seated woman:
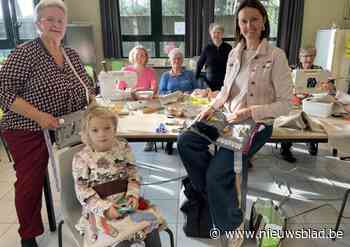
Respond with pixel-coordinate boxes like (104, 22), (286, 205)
(119, 46), (158, 151)
(159, 48), (197, 95)
(73, 105), (166, 247)
(118, 46), (158, 97)
(177, 1), (292, 245)
(159, 48), (198, 154)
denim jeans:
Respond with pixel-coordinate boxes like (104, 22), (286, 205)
(177, 125), (273, 232)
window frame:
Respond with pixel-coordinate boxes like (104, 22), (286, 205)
(119, 0), (185, 58)
(0, 0), (38, 50)
(214, 0), (279, 44)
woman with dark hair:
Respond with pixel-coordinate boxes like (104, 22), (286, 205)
(177, 0), (292, 246)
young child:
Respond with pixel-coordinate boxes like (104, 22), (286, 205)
(72, 105), (165, 247)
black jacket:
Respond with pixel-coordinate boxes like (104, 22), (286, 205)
(195, 41), (232, 91)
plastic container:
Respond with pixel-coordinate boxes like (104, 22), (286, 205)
(98, 71), (136, 100)
(302, 99), (334, 118)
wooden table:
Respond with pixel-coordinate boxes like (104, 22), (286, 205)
(116, 111), (329, 144)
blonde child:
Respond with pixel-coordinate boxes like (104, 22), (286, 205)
(72, 105), (165, 247)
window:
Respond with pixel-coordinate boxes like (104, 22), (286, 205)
(0, 1), (7, 40)
(119, 0), (151, 35)
(0, 0), (36, 52)
(15, 0), (36, 40)
(214, 0), (280, 44)
(119, 0), (185, 58)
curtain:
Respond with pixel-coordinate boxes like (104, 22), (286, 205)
(99, 0), (122, 58)
(185, 0), (215, 57)
(277, 0), (305, 65)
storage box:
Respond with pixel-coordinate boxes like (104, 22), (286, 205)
(302, 99), (334, 118)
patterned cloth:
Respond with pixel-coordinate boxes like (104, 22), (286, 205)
(0, 38), (95, 131)
(72, 137), (165, 246)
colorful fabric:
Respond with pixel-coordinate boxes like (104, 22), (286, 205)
(72, 137), (166, 246)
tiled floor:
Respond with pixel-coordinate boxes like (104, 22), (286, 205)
(1, 142), (350, 246)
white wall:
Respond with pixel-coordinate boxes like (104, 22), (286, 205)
(302, 0), (348, 46)
(65, 0), (104, 71)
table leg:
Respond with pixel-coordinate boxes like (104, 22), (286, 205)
(333, 189), (350, 241)
(43, 172), (56, 232)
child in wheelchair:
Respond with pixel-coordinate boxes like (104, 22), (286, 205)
(72, 105), (166, 247)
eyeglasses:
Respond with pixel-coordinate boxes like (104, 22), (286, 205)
(40, 17), (66, 26)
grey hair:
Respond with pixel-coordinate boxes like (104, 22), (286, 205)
(168, 48), (183, 61)
(34, 0), (67, 22)
(299, 47), (317, 56)
(209, 23), (224, 33)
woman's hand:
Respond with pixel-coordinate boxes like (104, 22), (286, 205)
(35, 112), (59, 129)
(208, 90), (219, 99)
(227, 108), (252, 123)
(105, 204), (120, 220)
(127, 196), (139, 209)
(199, 106), (215, 121)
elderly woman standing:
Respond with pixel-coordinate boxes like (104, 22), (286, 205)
(0, 1), (94, 246)
(159, 48), (197, 95)
(178, 0), (292, 246)
(195, 23), (232, 91)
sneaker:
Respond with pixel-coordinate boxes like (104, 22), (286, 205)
(21, 238), (38, 247)
(280, 146), (296, 163)
(143, 142), (154, 152)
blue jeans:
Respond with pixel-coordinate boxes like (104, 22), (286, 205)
(177, 125), (273, 232)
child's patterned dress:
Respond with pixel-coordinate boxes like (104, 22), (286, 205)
(72, 137), (166, 246)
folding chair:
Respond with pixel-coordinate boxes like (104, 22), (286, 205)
(57, 144), (175, 247)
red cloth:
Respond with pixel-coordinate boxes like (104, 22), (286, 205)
(2, 130), (48, 239)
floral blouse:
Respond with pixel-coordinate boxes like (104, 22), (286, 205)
(72, 137), (165, 245)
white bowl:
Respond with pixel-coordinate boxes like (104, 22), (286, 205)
(135, 91), (153, 98)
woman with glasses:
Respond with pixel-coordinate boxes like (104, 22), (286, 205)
(0, 1), (94, 246)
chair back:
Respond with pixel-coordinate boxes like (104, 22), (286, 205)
(58, 144), (85, 246)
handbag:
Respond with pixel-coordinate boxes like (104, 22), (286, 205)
(54, 48), (90, 149)
(188, 110), (261, 153)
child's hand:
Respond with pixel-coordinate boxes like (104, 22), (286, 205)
(105, 204), (120, 219)
(128, 196), (139, 209)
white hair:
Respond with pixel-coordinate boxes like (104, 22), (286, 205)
(34, 0), (67, 22)
(209, 23), (224, 33)
(168, 48), (183, 61)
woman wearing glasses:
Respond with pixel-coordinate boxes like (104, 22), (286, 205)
(0, 1), (94, 246)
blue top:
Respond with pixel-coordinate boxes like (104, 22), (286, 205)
(159, 69), (197, 95)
